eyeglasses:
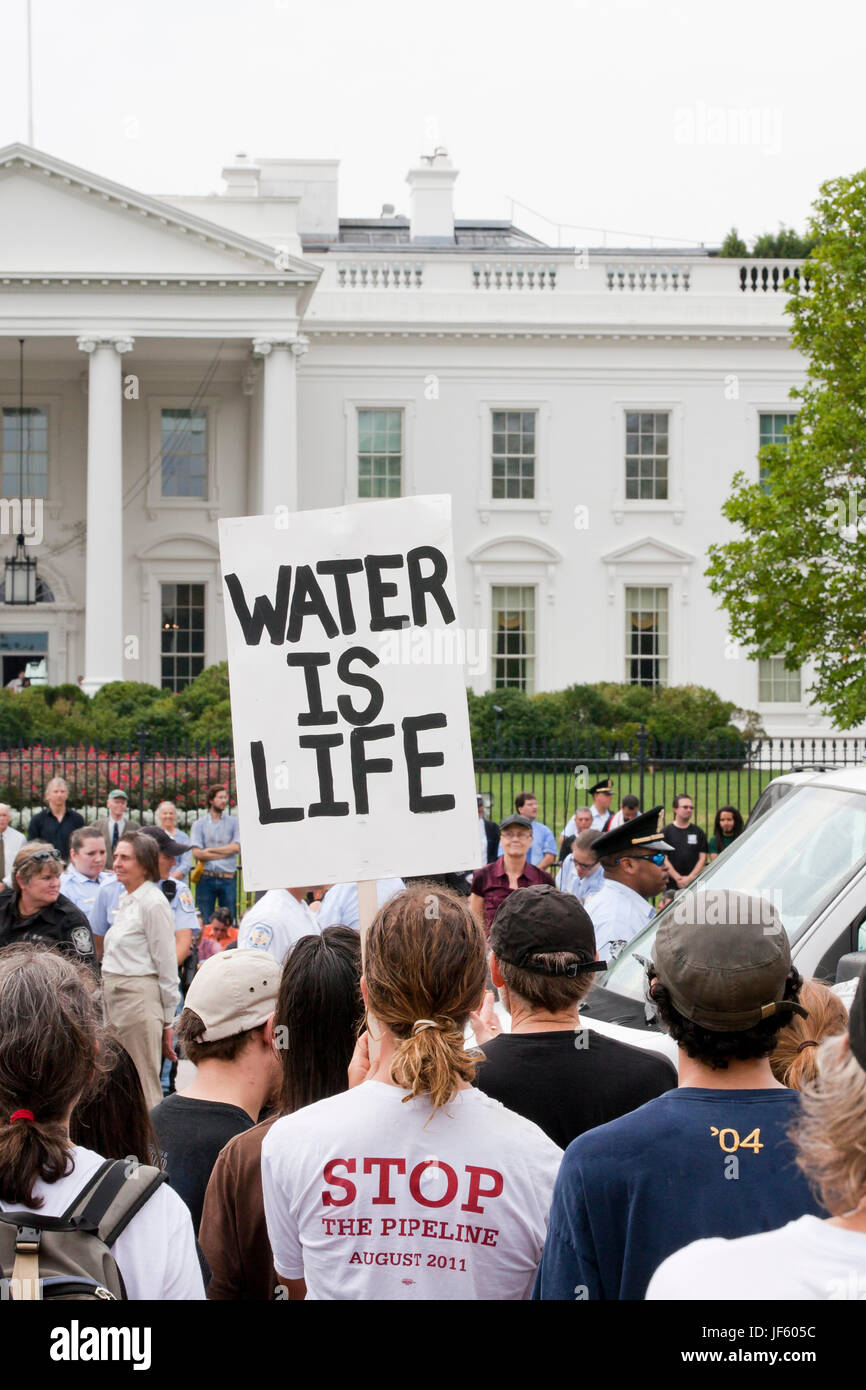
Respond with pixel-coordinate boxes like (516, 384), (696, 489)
(28, 848), (61, 864)
(616, 852), (666, 866)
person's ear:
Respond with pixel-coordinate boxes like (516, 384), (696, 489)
(360, 976), (368, 1008)
(263, 1012), (276, 1047)
(490, 953), (505, 989)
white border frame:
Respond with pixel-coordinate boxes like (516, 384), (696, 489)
(343, 399), (416, 504)
(610, 400), (685, 524)
(146, 395), (222, 520)
(476, 399), (552, 523)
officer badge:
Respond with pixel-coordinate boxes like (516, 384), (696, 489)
(71, 926), (92, 955)
(248, 924), (273, 949)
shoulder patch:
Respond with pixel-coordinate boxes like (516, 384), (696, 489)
(179, 890), (194, 911)
(247, 924), (273, 949)
(70, 926), (93, 956)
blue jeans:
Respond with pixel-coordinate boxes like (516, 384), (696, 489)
(195, 873), (237, 925)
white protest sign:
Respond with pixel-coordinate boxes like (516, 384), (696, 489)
(219, 495), (479, 890)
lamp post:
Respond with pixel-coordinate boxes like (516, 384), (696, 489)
(4, 340), (39, 605)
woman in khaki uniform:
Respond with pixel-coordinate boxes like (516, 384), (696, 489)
(102, 830), (178, 1109)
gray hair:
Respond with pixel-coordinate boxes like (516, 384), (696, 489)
(45, 777), (69, 796)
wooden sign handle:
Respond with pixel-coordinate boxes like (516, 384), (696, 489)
(357, 879), (380, 1065)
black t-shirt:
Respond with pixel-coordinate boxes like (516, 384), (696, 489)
(151, 1095), (255, 1234)
(663, 822), (708, 878)
(474, 1029), (676, 1149)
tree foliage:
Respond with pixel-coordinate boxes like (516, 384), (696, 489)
(718, 225), (818, 258)
(707, 169), (866, 728)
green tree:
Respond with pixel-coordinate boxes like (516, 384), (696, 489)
(718, 226), (748, 257)
(706, 169), (866, 728)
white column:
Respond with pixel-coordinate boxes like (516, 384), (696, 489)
(252, 335), (308, 515)
(77, 335), (133, 696)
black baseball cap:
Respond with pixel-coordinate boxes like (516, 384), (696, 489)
(652, 889), (807, 1032)
(490, 884), (606, 976)
(849, 968), (866, 1073)
(500, 813), (533, 833)
(139, 825), (188, 859)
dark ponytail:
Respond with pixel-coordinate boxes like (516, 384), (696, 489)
(0, 945), (101, 1206)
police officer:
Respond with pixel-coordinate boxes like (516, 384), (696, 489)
(91, 825), (198, 967)
(59, 826), (117, 923)
(0, 840), (97, 970)
(584, 807), (675, 965)
(587, 779), (615, 832)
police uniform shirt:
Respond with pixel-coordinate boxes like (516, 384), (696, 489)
(316, 878), (406, 932)
(91, 876), (196, 938)
(590, 806), (612, 832)
(237, 889), (320, 964)
(585, 877), (654, 965)
(0, 884), (97, 968)
(59, 867), (117, 924)
(526, 819), (557, 867)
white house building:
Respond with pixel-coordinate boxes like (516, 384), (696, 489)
(0, 141), (833, 735)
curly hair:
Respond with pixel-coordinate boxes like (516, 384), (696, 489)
(649, 966), (804, 1069)
(794, 1034), (866, 1214)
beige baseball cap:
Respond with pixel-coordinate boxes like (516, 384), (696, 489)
(184, 948), (281, 1042)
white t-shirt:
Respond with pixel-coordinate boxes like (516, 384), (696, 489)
(261, 1080), (562, 1301)
(237, 889), (320, 963)
(316, 879), (405, 932)
(646, 1214), (866, 1301)
(585, 877), (654, 963)
(0, 1145), (204, 1300)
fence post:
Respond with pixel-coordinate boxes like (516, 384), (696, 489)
(638, 723), (648, 811)
(137, 725), (148, 821)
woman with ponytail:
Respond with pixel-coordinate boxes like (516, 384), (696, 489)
(770, 978), (848, 1090)
(0, 944), (203, 1299)
(261, 884), (563, 1301)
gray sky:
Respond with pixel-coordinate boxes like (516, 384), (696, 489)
(1, 0), (864, 248)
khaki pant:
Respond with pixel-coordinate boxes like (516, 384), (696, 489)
(102, 973), (164, 1111)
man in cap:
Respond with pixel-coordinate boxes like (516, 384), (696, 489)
(59, 825), (117, 923)
(91, 788), (130, 869)
(648, 966), (866, 1299)
(151, 948), (283, 1234)
(473, 885), (675, 1147)
(588, 779), (614, 832)
(469, 813), (553, 938)
(535, 890), (823, 1301)
(584, 806), (674, 964)
(514, 791), (556, 870)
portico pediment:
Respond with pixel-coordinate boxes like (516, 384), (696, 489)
(0, 145), (319, 284)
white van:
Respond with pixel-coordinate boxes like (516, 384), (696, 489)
(584, 766), (866, 1033)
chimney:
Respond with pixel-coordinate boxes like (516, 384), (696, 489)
(220, 152), (261, 198)
(406, 148), (457, 243)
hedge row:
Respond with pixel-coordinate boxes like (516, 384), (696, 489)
(0, 667), (752, 753)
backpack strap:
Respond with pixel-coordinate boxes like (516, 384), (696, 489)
(64, 1158), (167, 1248)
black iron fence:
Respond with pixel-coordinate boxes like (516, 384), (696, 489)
(0, 726), (863, 844)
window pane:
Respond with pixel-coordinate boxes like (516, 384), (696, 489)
(624, 410), (669, 502)
(358, 409), (402, 499)
(625, 586), (669, 688)
(492, 584), (535, 694)
(160, 582), (205, 691)
(1, 408), (49, 498)
(161, 409), (208, 499)
(491, 409), (537, 501)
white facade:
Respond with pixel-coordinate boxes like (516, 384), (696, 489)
(0, 142), (835, 736)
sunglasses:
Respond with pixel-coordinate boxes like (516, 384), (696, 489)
(29, 848), (61, 864)
(616, 851), (666, 866)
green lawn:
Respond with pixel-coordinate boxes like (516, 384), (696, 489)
(476, 768), (786, 840)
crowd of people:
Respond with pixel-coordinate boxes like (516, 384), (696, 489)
(1, 773), (863, 1305)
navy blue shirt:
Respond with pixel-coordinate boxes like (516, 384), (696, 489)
(533, 1087), (824, 1301)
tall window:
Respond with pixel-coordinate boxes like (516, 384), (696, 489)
(626, 587), (669, 686)
(492, 585), (535, 692)
(758, 412), (796, 490)
(625, 411), (669, 500)
(1, 408), (48, 497)
(759, 657), (801, 702)
(161, 409), (207, 499)
(161, 583), (205, 691)
(492, 410), (536, 499)
(358, 409), (402, 498)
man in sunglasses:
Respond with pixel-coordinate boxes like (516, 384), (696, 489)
(583, 807), (674, 964)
